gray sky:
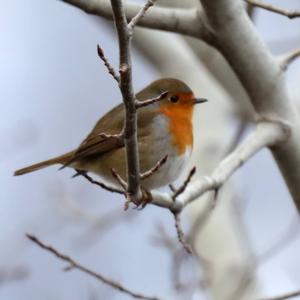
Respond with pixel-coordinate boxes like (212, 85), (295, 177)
(1, 1), (300, 299)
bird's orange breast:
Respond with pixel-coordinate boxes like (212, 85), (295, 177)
(159, 93), (194, 154)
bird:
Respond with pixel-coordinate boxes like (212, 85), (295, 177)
(14, 78), (207, 190)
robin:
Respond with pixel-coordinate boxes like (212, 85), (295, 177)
(14, 78), (207, 190)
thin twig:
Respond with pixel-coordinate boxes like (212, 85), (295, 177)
(172, 167), (196, 200)
(111, 168), (127, 190)
(97, 45), (120, 82)
(26, 234), (162, 300)
(172, 212), (193, 254)
(168, 184), (176, 193)
(97, 132), (122, 140)
(140, 155), (168, 180)
(279, 48), (300, 71)
(74, 170), (124, 194)
(128, 0), (156, 31)
(135, 91), (168, 109)
(245, 0), (300, 19)
(260, 290), (300, 300)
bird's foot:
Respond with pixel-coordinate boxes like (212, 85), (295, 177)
(123, 186), (152, 211)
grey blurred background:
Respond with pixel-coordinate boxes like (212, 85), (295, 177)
(1, 0), (300, 299)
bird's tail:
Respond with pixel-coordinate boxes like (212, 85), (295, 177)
(14, 151), (74, 176)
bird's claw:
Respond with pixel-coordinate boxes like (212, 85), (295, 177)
(123, 186), (152, 211)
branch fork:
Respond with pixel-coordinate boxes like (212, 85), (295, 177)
(111, 155), (168, 210)
(168, 167), (197, 253)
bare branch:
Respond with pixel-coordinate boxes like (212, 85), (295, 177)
(278, 48), (300, 71)
(135, 91), (168, 109)
(128, 0), (156, 31)
(97, 44), (119, 82)
(74, 170), (124, 194)
(110, 0), (141, 203)
(140, 155), (168, 180)
(27, 234), (162, 300)
(172, 167), (196, 200)
(260, 290), (300, 300)
(60, 0), (207, 38)
(111, 168), (127, 190)
(245, 0), (300, 19)
(168, 184), (176, 193)
(173, 212), (193, 254)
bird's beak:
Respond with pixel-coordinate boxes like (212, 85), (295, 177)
(194, 98), (208, 105)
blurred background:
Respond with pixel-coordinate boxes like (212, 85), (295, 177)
(1, 0), (300, 299)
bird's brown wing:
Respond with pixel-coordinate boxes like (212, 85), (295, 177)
(64, 102), (158, 167)
(63, 103), (125, 166)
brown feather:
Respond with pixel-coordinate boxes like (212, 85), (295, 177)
(14, 78), (193, 178)
(14, 151), (74, 176)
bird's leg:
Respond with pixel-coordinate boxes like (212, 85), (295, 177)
(123, 186), (152, 210)
(124, 155), (168, 210)
(75, 169), (124, 194)
(131, 186), (152, 210)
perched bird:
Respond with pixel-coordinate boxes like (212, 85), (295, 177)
(14, 78), (207, 189)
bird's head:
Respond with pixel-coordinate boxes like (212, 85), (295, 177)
(137, 78), (207, 118)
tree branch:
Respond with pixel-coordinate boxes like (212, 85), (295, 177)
(172, 167), (196, 200)
(172, 212), (193, 254)
(135, 91), (168, 109)
(74, 169), (124, 194)
(60, 0), (207, 38)
(97, 44), (120, 82)
(199, 0), (300, 213)
(278, 47), (300, 71)
(110, 0), (148, 204)
(26, 234), (162, 300)
(140, 155), (168, 180)
(245, 0), (300, 19)
(128, 0), (156, 31)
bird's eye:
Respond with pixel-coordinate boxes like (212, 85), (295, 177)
(170, 95), (179, 103)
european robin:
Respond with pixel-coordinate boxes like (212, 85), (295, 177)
(14, 78), (207, 189)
